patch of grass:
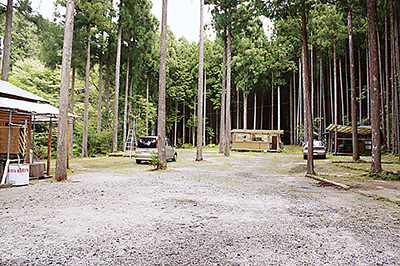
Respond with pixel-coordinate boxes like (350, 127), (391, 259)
(367, 171), (400, 181)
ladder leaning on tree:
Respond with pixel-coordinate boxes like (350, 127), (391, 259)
(123, 119), (136, 158)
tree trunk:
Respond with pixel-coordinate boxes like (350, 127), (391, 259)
(340, 58), (345, 124)
(183, 104), (186, 145)
(260, 91), (264, 130)
(253, 92), (257, 130)
(368, 0), (381, 173)
(243, 90), (248, 129)
(203, 68), (207, 146)
(193, 95), (196, 146)
(55, 0), (75, 181)
(105, 63), (111, 119)
(348, 7), (359, 161)
(174, 100), (178, 147)
(319, 58), (324, 134)
(293, 71), (297, 144)
(97, 51), (104, 134)
(385, 0), (391, 151)
(278, 85), (281, 130)
(345, 47), (350, 123)
(271, 72), (274, 129)
(311, 33), (314, 118)
(224, 28), (232, 157)
(358, 47), (362, 123)
(391, 0), (396, 153)
(236, 89), (240, 129)
(123, 46), (131, 149)
(377, 25), (386, 149)
(290, 77), (293, 144)
(329, 57), (333, 126)
(157, 0), (168, 168)
(82, 24), (91, 158)
(219, 38), (226, 154)
(196, 0), (204, 161)
(146, 76), (150, 135)
(334, 43), (338, 126)
(367, 45), (371, 121)
(322, 59), (326, 132)
(392, 0), (400, 156)
(69, 67), (75, 159)
(112, 24), (122, 153)
(1, 0), (13, 81)
(297, 60), (301, 143)
(128, 74), (133, 136)
(302, 4), (314, 174)
(333, 44), (338, 154)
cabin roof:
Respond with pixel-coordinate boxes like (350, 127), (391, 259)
(326, 124), (372, 135)
(0, 80), (49, 103)
(230, 129), (284, 135)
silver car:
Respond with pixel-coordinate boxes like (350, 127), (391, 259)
(303, 140), (327, 159)
(135, 136), (177, 164)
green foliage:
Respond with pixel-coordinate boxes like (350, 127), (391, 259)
(39, 19), (64, 69)
(0, 12), (40, 63)
(131, 94), (157, 137)
(9, 59), (62, 105)
(313, 117), (324, 132)
(358, 117), (370, 126)
(311, 4), (348, 55)
(181, 143), (194, 149)
(295, 124), (305, 144)
(86, 129), (113, 156)
(148, 151), (167, 170)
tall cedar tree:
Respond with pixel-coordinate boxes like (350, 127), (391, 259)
(113, 23), (122, 152)
(1, 0), (13, 81)
(55, 0), (75, 181)
(257, 0), (314, 174)
(368, 0), (381, 173)
(157, 0), (168, 168)
(347, 4), (359, 161)
(196, 0), (204, 161)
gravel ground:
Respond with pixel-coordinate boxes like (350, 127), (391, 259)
(1, 150), (400, 265)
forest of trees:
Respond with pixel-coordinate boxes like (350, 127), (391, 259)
(1, 0), (399, 175)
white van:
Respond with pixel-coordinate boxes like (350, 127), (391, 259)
(135, 136), (177, 164)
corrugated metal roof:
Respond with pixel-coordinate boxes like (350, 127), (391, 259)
(0, 80), (49, 103)
(326, 124), (372, 135)
(0, 97), (59, 115)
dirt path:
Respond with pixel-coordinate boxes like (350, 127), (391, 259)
(1, 150), (399, 265)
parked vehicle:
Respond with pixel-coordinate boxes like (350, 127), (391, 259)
(135, 136), (177, 164)
(303, 140), (327, 159)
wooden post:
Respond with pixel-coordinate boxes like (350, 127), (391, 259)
(26, 118), (32, 163)
(335, 125), (338, 155)
(47, 120), (52, 176)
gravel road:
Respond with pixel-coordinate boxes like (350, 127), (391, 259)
(1, 150), (400, 265)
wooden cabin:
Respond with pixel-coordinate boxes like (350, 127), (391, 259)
(231, 129), (284, 152)
(0, 81), (63, 183)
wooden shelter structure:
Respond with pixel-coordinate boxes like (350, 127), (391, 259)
(0, 81), (70, 183)
(326, 124), (373, 155)
(231, 129), (284, 152)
